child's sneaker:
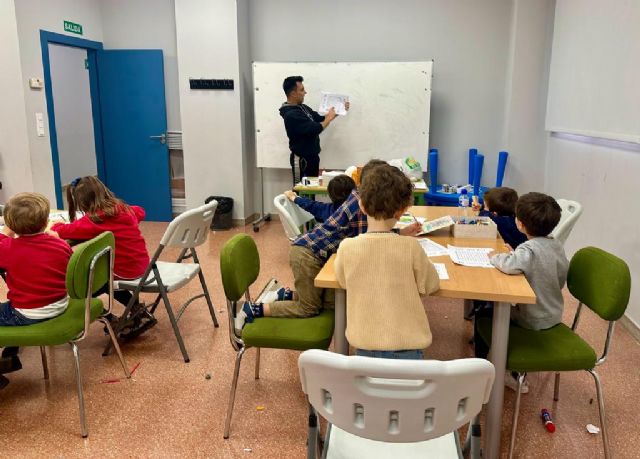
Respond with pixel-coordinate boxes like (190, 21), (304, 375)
(504, 371), (529, 394)
(234, 301), (256, 334)
(260, 287), (294, 304)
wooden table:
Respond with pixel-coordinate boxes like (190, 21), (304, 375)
(294, 182), (429, 205)
(314, 206), (536, 459)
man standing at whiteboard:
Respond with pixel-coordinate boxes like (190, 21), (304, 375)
(280, 76), (349, 184)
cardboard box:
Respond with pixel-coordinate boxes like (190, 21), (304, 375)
(451, 216), (498, 239)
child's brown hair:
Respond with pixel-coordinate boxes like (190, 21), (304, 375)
(516, 192), (562, 237)
(66, 176), (130, 223)
(4, 192), (50, 235)
(360, 164), (413, 220)
(483, 187), (519, 216)
(327, 175), (356, 206)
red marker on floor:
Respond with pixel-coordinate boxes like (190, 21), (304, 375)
(541, 409), (556, 433)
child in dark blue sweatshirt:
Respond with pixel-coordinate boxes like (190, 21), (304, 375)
(285, 174), (356, 222)
(473, 187), (527, 249)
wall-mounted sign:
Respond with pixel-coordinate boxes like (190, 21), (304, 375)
(64, 20), (83, 35)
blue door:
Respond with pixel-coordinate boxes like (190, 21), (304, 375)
(97, 50), (172, 221)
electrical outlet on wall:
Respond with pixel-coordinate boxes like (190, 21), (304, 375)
(35, 113), (45, 137)
(29, 78), (44, 89)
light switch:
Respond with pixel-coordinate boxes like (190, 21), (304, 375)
(36, 112), (45, 137)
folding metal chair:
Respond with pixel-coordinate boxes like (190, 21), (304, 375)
(106, 201), (220, 362)
(273, 194), (316, 241)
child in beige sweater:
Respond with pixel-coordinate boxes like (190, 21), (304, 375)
(335, 164), (440, 359)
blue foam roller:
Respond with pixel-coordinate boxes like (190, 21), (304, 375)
(468, 148), (478, 184)
(496, 151), (508, 187)
(429, 149), (438, 193)
(473, 154), (484, 197)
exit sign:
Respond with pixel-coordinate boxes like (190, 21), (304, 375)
(64, 20), (83, 35)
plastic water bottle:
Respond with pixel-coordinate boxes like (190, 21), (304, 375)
(458, 188), (470, 217)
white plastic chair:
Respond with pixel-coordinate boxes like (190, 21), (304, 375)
(108, 201), (220, 362)
(299, 350), (495, 459)
(273, 194), (316, 240)
(550, 199), (582, 244)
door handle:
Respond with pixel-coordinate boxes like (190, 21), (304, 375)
(149, 133), (166, 144)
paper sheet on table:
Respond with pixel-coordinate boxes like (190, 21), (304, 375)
(49, 211), (71, 223)
(420, 216), (455, 235)
(319, 93), (349, 116)
(413, 179), (427, 190)
(418, 238), (449, 257)
(448, 245), (494, 268)
(432, 262), (449, 280)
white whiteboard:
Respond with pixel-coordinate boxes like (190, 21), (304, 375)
(253, 61), (433, 169)
(545, 0), (640, 143)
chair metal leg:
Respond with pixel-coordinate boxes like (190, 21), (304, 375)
(508, 373), (526, 459)
(588, 369), (610, 459)
(40, 346), (49, 380)
(159, 287), (190, 363)
(224, 347), (246, 439)
(100, 318), (131, 378)
(308, 403), (318, 459)
(70, 342), (88, 438)
(255, 348), (261, 380)
(464, 415), (481, 459)
(554, 372), (561, 401)
(197, 264), (219, 328)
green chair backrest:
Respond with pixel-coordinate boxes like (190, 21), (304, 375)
(220, 234), (260, 302)
(66, 232), (115, 300)
(567, 247), (631, 321)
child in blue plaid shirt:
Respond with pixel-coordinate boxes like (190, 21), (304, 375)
(235, 160), (421, 330)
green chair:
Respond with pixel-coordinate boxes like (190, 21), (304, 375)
(477, 247), (631, 459)
(220, 234), (334, 438)
(0, 232), (130, 438)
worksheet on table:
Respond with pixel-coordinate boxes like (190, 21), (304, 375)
(447, 245), (494, 268)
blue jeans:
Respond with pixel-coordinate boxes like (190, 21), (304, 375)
(355, 349), (424, 360)
(0, 301), (48, 326)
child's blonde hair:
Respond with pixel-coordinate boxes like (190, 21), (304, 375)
(67, 176), (130, 223)
(4, 192), (50, 235)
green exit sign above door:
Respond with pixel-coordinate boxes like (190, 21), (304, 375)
(63, 20), (83, 35)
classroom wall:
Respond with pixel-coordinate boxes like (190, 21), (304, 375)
(501, 0), (555, 193)
(48, 44), (98, 185)
(245, 0), (552, 214)
(99, 0), (182, 132)
(545, 137), (640, 326)
(13, 0), (104, 204)
(237, 0), (256, 219)
(0, 0), (34, 201)
(174, 0), (248, 218)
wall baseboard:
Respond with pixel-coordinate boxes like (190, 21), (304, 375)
(620, 314), (640, 344)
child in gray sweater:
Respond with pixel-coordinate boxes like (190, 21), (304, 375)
(490, 192), (569, 330)
(475, 192), (569, 393)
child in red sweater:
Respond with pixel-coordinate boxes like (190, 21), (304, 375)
(0, 193), (72, 388)
(50, 177), (153, 335)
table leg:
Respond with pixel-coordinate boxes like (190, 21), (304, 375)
(485, 301), (511, 459)
(334, 289), (348, 355)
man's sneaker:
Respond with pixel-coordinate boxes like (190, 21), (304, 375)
(234, 301), (256, 334)
(504, 372), (529, 394)
(260, 287), (294, 304)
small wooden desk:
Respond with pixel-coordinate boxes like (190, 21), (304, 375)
(314, 206), (536, 459)
(294, 182), (428, 205)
